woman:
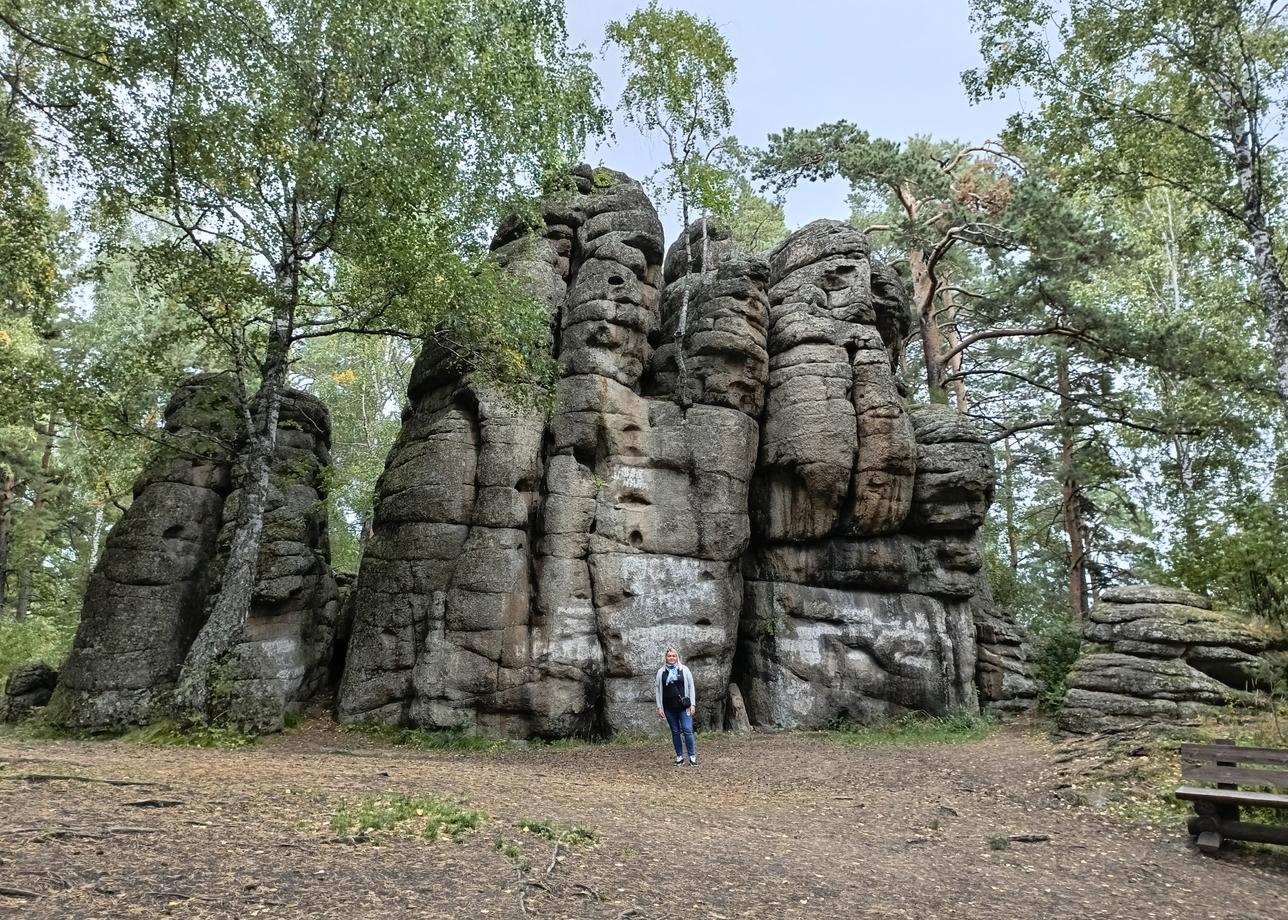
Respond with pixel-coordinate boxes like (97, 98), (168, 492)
(655, 647), (697, 766)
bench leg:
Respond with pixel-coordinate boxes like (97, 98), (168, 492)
(1190, 803), (1225, 854)
(1195, 830), (1222, 853)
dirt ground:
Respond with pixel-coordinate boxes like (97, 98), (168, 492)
(1, 718), (1285, 920)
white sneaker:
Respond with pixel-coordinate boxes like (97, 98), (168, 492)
(673, 756), (684, 766)
(688, 756), (698, 767)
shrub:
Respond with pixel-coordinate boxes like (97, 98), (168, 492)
(1031, 614), (1083, 711)
(348, 723), (508, 753)
(0, 615), (76, 684)
(120, 720), (257, 749)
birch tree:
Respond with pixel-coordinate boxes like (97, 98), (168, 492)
(2, 0), (603, 720)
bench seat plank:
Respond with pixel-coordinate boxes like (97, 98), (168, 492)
(1175, 785), (1288, 809)
(1180, 744), (1288, 767)
(1180, 764), (1288, 788)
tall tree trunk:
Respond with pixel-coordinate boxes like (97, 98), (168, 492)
(910, 248), (948, 403)
(942, 288), (969, 412)
(0, 468), (15, 614)
(1057, 349), (1089, 620)
(1003, 438), (1019, 576)
(674, 178), (693, 394)
(82, 503), (105, 593)
(175, 203), (300, 720)
(13, 417), (56, 622)
(1227, 95), (1288, 417)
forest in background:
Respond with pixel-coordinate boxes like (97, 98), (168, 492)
(0, 0), (1285, 714)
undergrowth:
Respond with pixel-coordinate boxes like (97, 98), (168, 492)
(330, 794), (486, 842)
(1061, 707), (1288, 839)
(119, 720), (258, 749)
(516, 817), (597, 845)
(347, 723), (656, 753)
(0, 615), (75, 684)
(347, 724), (511, 753)
(818, 709), (998, 747)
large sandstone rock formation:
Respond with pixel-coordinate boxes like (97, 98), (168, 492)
(1058, 585), (1287, 734)
(48, 375), (338, 733)
(338, 168), (1032, 736)
(50, 168), (1031, 738)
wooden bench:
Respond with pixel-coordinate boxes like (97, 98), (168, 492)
(1176, 741), (1288, 853)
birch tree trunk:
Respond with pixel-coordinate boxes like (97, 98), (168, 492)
(174, 327), (290, 719)
(1227, 96), (1288, 417)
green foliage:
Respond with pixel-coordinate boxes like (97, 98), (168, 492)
(119, 720), (257, 749)
(494, 837), (530, 871)
(1169, 470), (1288, 627)
(987, 834), (1012, 851)
(330, 793), (486, 842)
(605, 1), (737, 218)
(726, 174), (789, 255)
(819, 709), (998, 747)
(515, 817), (597, 846)
(293, 334), (411, 572)
(965, 0), (1288, 216)
(1032, 615), (1084, 711)
(966, 0), (1288, 413)
(0, 614), (75, 683)
(9, 0), (605, 425)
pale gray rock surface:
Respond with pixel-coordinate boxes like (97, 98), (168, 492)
(974, 602), (1039, 714)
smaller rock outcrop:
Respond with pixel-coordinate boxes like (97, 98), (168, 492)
(973, 603), (1039, 714)
(0, 661), (58, 722)
(49, 374), (339, 733)
(1058, 585), (1287, 734)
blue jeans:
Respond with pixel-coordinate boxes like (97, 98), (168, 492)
(664, 707), (695, 758)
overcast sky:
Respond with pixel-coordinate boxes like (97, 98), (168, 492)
(565, 0), (1023, 238)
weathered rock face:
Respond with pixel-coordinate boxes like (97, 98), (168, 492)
(206, 394), (339, 732)
(974, 601), (1039, 714)
(1058, 585), (1287, 734)
(734, 220), (996, 726)
(340, 168), (759, 736)
(48, 376), (338, 733)
(0, 661), (58, 722)
(340, 174), (1028, 737)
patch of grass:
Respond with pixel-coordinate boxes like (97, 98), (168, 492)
(494, 837), (530, 871)
(331, 794), (486, 843)
(819, 709), (998, 747)
(987, 835), (1011, 851)
(516, 817), (597, 846)
(120, 720), (258, 749)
